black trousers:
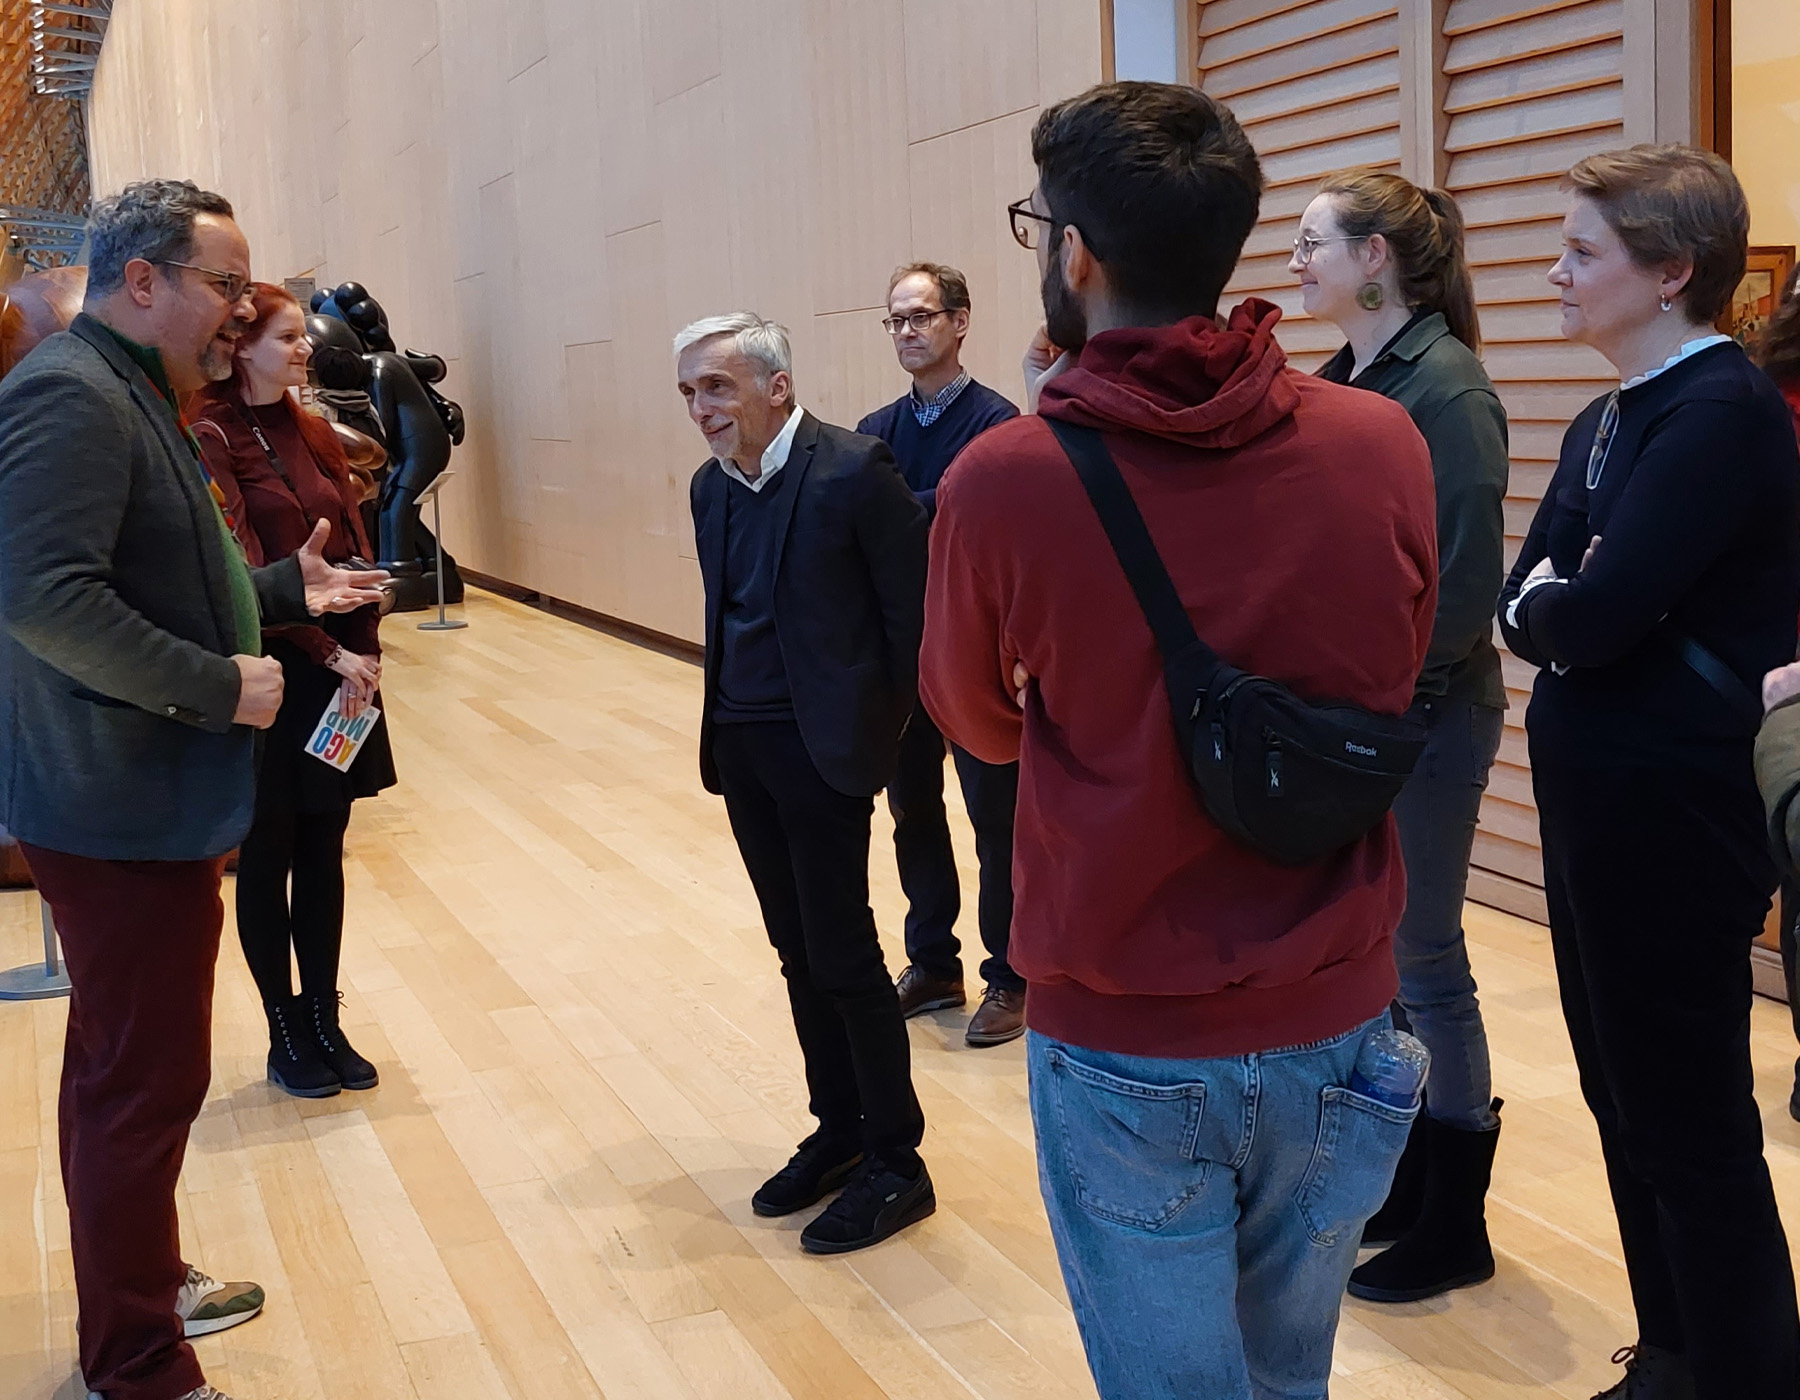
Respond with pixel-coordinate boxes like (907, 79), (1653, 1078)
(1534, 756), (1798, 1398)
(713, 720), (925, 1171)
(885, 702), (1022, 990)
(235, 802), (353, 1006)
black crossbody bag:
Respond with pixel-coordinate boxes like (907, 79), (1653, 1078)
(1047, 419), (1427, 867)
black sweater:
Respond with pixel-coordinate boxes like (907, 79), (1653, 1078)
(1498, 341), (1800, 770)
(856, 379), (1017, 520)
(715, 468), (799, 723)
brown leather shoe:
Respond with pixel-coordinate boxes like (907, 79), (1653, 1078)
(896, 965), (965, 1018)
(965, 985), (1025, 1047)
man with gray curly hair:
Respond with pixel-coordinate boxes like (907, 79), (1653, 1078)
(674, 311), (936, 1254)
(0, 179), (387, 1400)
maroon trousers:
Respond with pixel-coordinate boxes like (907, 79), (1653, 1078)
(24, 844), (226, 1400)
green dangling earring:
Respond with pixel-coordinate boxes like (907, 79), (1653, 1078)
(1357, 281), (1385, 311)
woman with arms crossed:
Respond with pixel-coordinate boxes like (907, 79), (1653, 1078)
(1498, 148), (1800, 1400)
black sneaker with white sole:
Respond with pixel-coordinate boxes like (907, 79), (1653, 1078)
(800, 1160), (935, 1254)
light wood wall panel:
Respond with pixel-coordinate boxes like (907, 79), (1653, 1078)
(1196, 0), (1699, 919)
(87, 0), (1105, 645)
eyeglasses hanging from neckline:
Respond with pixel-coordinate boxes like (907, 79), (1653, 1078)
(1586, 390), (1621, 491)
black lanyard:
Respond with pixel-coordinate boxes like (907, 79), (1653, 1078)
(233, 400), (296, 489)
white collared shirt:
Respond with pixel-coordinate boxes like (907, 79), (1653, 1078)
(1622, 334), (1733, 389)
(719, 405), (804, 493)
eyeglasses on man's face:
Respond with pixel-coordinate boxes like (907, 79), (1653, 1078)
(1289, 234), (1365, 266)
(1008, 198), (1053, 251)
(881, 308), (954, 336)
(155, 259), (252, 306)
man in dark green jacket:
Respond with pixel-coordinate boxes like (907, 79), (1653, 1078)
(0, 180), (385, 1400)
(1757, 661), (1800, 1123)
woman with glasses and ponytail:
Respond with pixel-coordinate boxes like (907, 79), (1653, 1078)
(1289, 170), (1509, 1306)
(1500, 148), (1800, 1400)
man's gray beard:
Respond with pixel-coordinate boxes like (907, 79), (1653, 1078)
(199, 342), (235, 382)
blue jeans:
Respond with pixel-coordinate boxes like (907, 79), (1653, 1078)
(1028, 1020), (1417, 1400)
(1391, 698), (1505, 1131)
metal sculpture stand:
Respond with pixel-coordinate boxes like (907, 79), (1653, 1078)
(417, 472), (467, 632)
(0, 899), (72, 1000)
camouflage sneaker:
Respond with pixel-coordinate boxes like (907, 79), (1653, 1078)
(177, 1265), (265, 1338)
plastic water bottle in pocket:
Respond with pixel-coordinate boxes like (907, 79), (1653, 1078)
(1349, 1027), (1431, 1109)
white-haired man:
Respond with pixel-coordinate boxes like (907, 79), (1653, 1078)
(674, 312), (935, 1253)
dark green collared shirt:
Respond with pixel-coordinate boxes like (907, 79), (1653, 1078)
(1319, 310), (1508, 709)
(90, 320), (263, 656)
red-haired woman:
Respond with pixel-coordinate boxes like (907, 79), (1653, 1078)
(191, 283), (396, 1099)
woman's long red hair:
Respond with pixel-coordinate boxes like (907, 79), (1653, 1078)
(188, 281), (372, 554)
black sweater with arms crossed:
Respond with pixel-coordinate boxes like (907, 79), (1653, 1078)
(1498, 341), (1800, 772)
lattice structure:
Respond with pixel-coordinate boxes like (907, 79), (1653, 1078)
(0, 0), (94, 216)
(29, 0), (108, 97)
(0, 205), (83, 268)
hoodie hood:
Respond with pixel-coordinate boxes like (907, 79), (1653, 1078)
(1038, 298), (1301, 450)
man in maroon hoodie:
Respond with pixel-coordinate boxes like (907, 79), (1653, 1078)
(921, 84), (1438, 1399)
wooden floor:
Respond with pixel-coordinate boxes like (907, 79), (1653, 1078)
(8, 588), (1800, 1399)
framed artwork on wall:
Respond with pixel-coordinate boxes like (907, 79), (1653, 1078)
(1718, 246), (1796, 345)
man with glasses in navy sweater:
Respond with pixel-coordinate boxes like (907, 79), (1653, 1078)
(857, 263), (1024, 1047)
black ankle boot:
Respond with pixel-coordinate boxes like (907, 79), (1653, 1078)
(266, 998), (341, 1099)
(305, 990), (378, 1090)
(1353, 1101), (1425, 1245)
(1347, 1100), (1501, 1303)
(1360, 1109), (1429, 1247)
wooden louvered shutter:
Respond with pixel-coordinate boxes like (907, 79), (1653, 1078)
(1201, 0), (1406, 367)
(1441, 0), (1629, 920)
(1195, 0), (1671, 922)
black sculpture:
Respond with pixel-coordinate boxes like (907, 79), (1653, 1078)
(309, 282), (466, 610)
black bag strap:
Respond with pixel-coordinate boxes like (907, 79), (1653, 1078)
(1045, 418), (1211, 669)
(1675, 633), (1762, 725)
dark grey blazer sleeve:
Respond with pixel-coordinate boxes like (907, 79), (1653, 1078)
(0, 368), (243, 730)
(251, 556), (309, 625)
(852, 439), (929, 723)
